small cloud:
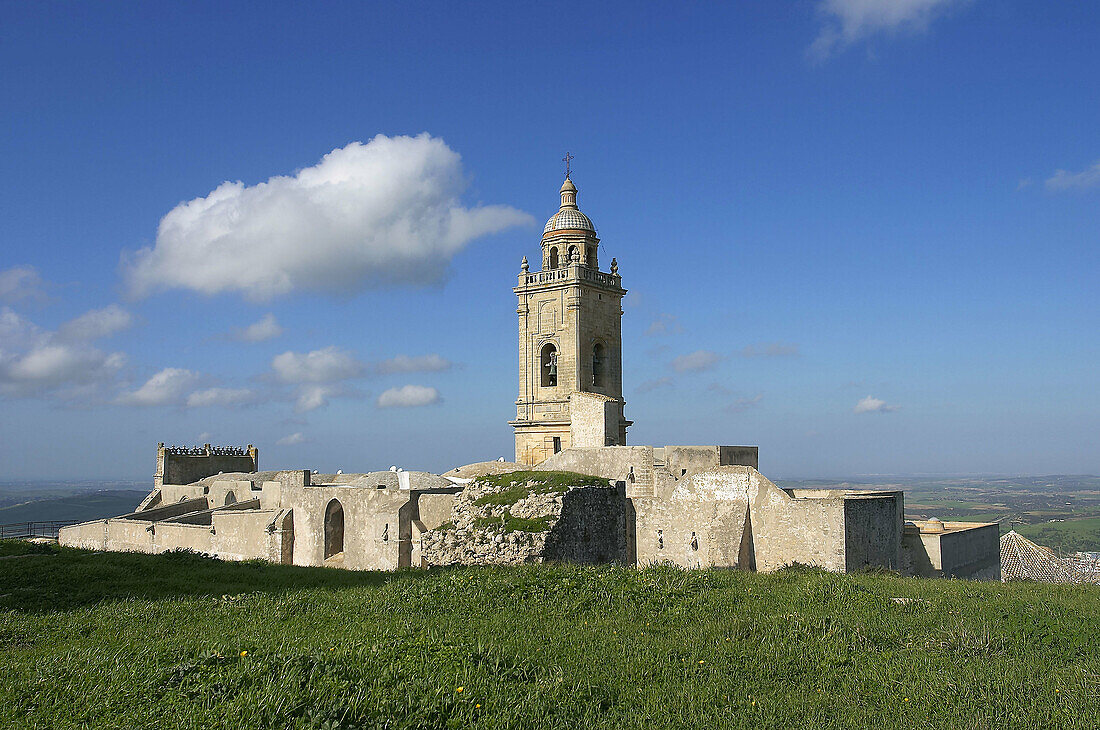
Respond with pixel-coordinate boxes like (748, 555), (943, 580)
(671, 350), (722, 373)
(231, 313), (283, 343)
(277, 432), (309, 446)
(853, 395), (900, 414)
(377, 384), (441, 408)
(197, 431), (213, 441)
(623, 291), (643, 308)
(809, 0), (965, 60)
(376, 353), (453, 374)
(1045, 159), (1100, 191)
(0, 266), (47, 304)
(117, 368), (198, 407)
(738, 342), (799, 358)
(1016, 178), (1034, 191)
(645, 313), (683, 337)
(58, 304), (133, 341)
(726, 394), (763, 414)
(271, 346), (364, 383)
(636, 376), (673, 393)
(186, 387), (257, 408)
(707, 382), (732, 396)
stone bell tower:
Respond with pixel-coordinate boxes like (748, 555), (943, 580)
(510, 173), (631, 465)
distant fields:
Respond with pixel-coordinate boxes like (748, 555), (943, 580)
(1018, 517), (1100, 554)
(0, 490), (146, 524)
(2, 541), (1099, 729)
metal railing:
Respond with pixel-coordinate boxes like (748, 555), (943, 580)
(0, 520), (79, 539)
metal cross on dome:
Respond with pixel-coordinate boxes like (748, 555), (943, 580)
(562, 152), (574, 179)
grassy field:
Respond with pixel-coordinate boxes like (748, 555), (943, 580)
(2, 541), (1099, 729)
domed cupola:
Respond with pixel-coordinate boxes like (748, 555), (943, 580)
(543, 177), (596, 234)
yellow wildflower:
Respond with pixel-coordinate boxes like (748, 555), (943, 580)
(239, 650), (248, 657)
(455, 687), (464, 693)
(698, 660), (705, 664)
(475, 704), (481, 709)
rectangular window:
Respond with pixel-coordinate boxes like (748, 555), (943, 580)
(553, 437), (562, 454)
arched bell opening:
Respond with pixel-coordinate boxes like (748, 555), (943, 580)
(591, 342), (605, 388)
(540, 343), (558, 387)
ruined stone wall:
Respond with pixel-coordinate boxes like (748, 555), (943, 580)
(422, 476), (626, 567)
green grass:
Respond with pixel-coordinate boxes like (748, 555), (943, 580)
(473, 471), (609, 507)
(2, 539), (1099, 729)
(1018, 517), (1100, 553)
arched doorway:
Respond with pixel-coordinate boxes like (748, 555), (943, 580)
(224, 491), (237, 506)
(324, 499), (344, 559)
(548, 247), (559, 269)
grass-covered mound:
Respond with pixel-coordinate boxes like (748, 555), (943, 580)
(2, 539), (1099, 729)
(472, 470), (611, 507)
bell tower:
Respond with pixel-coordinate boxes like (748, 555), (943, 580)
(511, 172), (631, 465)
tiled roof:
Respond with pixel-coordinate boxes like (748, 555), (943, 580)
(1000, 530), (1079, 583)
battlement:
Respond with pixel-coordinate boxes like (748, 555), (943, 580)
(161, 444), (251, 457)
(155, 442), (258, 487)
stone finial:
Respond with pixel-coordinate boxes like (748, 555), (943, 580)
(610, 257), (618, 275)
(521, 255), (529, 273)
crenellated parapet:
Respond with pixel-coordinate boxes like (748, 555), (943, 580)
(155, 442), (258, 487)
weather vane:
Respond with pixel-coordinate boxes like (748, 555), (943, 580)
(562, 151), (574, 179)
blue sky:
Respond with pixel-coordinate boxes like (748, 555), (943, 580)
(1, 1), (1097, 480)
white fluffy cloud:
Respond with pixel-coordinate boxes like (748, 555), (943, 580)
(0, 307), (126, 400)
(117, 368), (198, 407)
(231, 313), (283, 343)
(0, 266), (46, 303)
(377, 384), (441, 408)
(376, 353), (452, 374)
(58, 304), (133, 341)
(186, 387), (257, 408)
(854, 395), (901, 414)
(271, 346), (364, 383)
(1045, 159), (1100, 191)
(671, 350), (722, 373)
(810, 0), (964, 59)
(123, 134), (533, 301)
(277, 432), (308, 446)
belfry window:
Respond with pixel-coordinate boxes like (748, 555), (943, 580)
(568, 245), (579, 263)
(591, 343), (604, 387)
(548, 247), (559, 269)
(587, 246), (597, 268)
(540, 343), (558, 387)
